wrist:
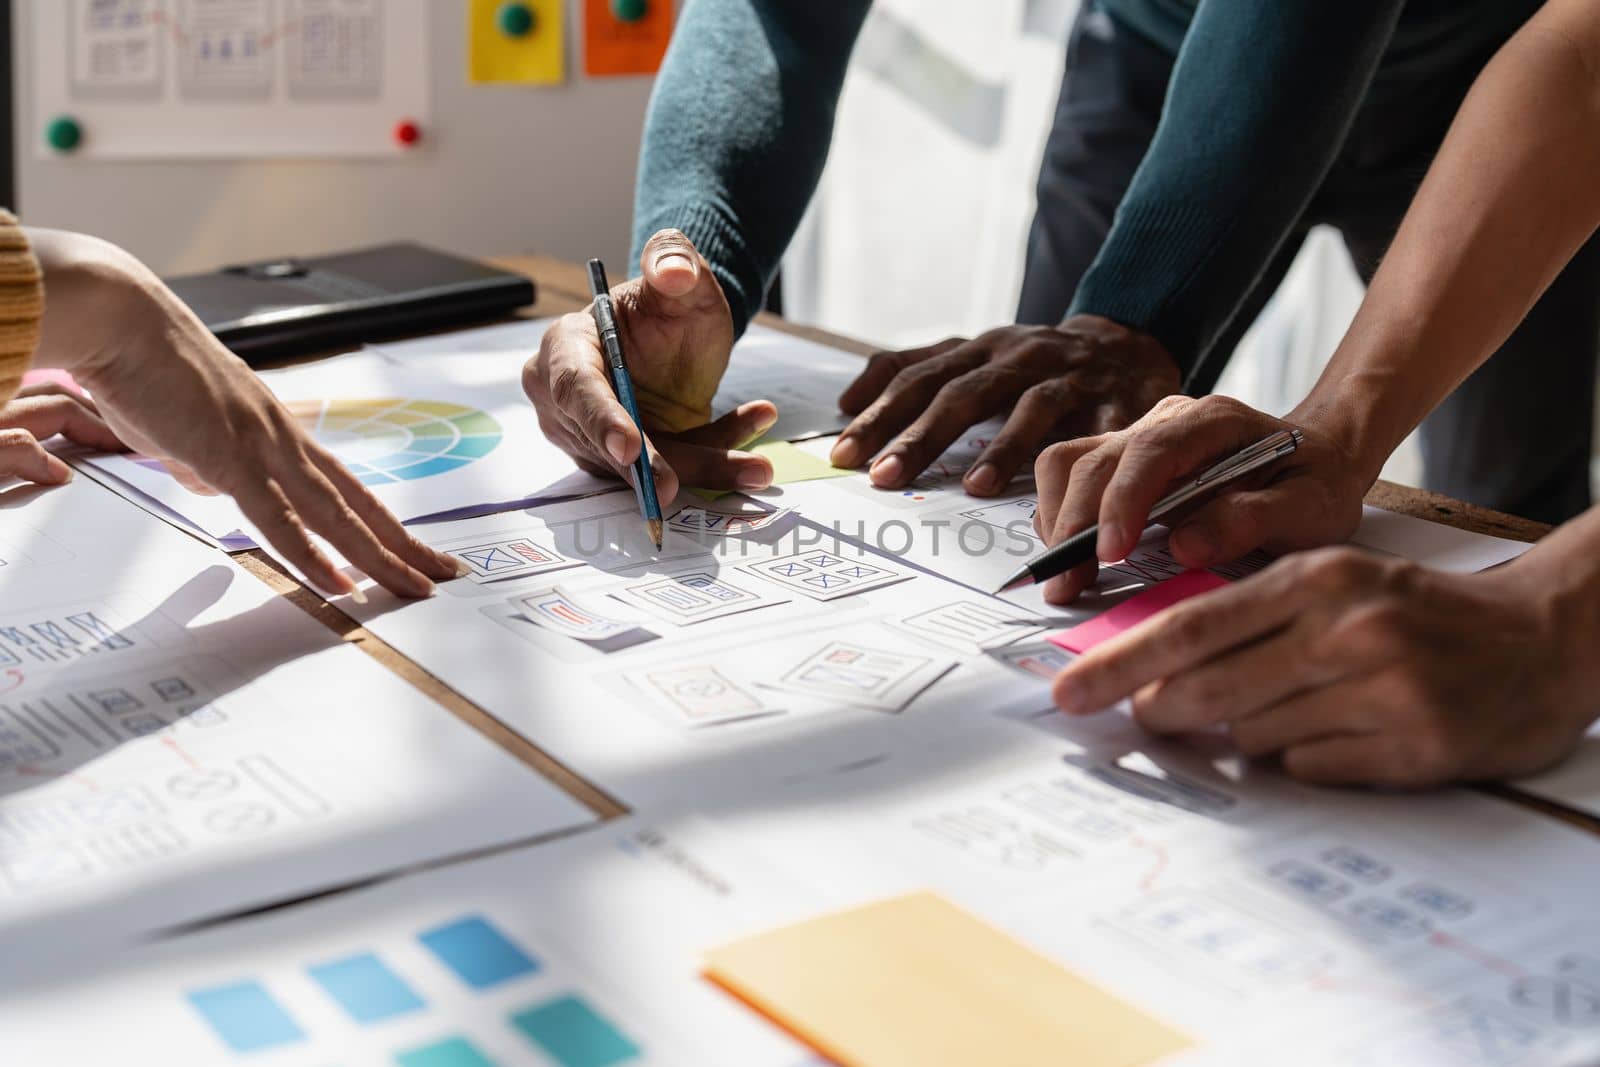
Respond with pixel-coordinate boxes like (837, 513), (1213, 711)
(29, 229), (164, 381)
(1287, 374), (1406, 490)
(1486, 537), (1600, 696)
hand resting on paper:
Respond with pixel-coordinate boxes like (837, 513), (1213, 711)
(1031, 395), (1372, 605)
(1049, 542), (1600, 789)
(828, 315), (1180, 496)
(21, 228), (460, 599)
(524, 229), (778, 507)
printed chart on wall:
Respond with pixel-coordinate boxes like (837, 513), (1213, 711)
(83, 344), (611, 548)
(32, 0), (430, 158)
(0, 819), (819, 1067)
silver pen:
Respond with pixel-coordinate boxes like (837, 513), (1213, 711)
(995, 428), (1303, 593)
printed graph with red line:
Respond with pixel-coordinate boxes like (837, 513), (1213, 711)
(136, 398), (505, 488)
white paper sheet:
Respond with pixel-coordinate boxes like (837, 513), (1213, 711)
(33, 0), (429, 159)
(0, 476), (592, 968)
(333, 491), (1062, 808)
(1352, 503), (1534, 573)
(702, 719), (1600, 1067)
(80, 345), (611, 546)
(1515, 736), (1600, 821)
(0, 817), (819, 1066)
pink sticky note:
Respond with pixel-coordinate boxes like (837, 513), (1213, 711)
(1048, 569), (1230, 654)
(20, 369), (85, 395)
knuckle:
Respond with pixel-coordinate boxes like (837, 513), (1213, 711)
(1299, 546), (1372, 592)
(865, 350), (906, 373)
(0, 427), (35, 449)
(644, 227), (695, 256)
(549, 365), (585, 410)
(1161, 607), (1212, 657)
(1151, 394), (1192, 417)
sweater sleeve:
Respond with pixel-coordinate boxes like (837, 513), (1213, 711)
(1068, 0), (1408, 379)
(632, 0), (872, 336)
(0, 211), (43, 404)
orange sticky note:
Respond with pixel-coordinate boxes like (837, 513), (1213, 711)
(1049, 569), (1229, 654)
(704, 892), (1190, 1067)
(583, 0), (674, 76)
(469, 0), (564, 85)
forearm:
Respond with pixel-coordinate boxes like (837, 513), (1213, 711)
(1068, 0), (1405, 375)
(27, 227), (208, 395)
(632, 0), (870, 336)
(1294, 0), (1600, 479)
(1490, 502), (1600, 682)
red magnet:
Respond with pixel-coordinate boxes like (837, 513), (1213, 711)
(394, 119), (422, 147)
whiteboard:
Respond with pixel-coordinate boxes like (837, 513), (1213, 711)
(32, 0), (430, 159)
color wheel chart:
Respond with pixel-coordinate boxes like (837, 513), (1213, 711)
(134, 398), (504, 488)
(293, 398), (505, 487)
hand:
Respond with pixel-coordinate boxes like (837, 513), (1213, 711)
(28, 229), (461, 599)
(1050, 547), (1600, 788)
(524, 229), (777, 506)
(828, 315), (1180, 495)
(1032, 395), (1372, 604)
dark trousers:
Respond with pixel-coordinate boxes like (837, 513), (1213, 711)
(1017, 9), (1599, 524)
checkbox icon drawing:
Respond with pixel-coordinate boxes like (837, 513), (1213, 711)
(804, 574), (848, 589)
(773, 562), (809, 577)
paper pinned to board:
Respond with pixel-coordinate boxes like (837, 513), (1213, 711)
(582, 0), (674, 77)
(704, 891), (1191, 1067)
(1049, 569), (1229, 655)
(469, 0), (565, 85)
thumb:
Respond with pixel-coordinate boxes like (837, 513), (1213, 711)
(639, 229), (708, 305)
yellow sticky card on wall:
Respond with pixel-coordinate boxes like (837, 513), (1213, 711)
(704, 892), (1191, 1067)
(469, 0), (564, 85)
(583, 0), (674, 76)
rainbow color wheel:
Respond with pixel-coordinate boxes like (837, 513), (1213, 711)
(291, 397), (504, 486)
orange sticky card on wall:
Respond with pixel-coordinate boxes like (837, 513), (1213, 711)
(704, 892), (1191, 1067)
(469, 0), (564, 85)
(583, 0), (674, 76)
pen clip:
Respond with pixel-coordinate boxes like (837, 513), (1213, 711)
(1194, 429), (1297, 485)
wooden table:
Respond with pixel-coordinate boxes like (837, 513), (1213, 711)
(233, 254), (1594, 836)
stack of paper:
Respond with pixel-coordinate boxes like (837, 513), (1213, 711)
(0, 477), (592, 970)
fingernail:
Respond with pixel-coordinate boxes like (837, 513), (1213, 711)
(966, 462), (998, 494)
(870, 454), (904, 486)
(1042, 575), (1070, 604)
(1175, 525), (1216, 564)
(654, 252), (693, 274)
(1056, 679), (1088, 715)
(1097, 523), (1123, 561)
(737, 464), (772, 490)
(605, 430), (629, 466)
(349, 585), (368, 605)
(831, 436), (860, 468)
(452, 558), (472, 579)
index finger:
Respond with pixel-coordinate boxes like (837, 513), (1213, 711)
(534, 315), (639, 469)
(1050, 563), (1315, 715)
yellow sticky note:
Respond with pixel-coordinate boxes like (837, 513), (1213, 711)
(752, 440), (856, 484)
(687, 441), (854, 501)
(704, 892), (1190, 1067)
(469, 0), (564, 85)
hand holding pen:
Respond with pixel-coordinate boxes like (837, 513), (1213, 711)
(1024, 396), (1372, 604)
